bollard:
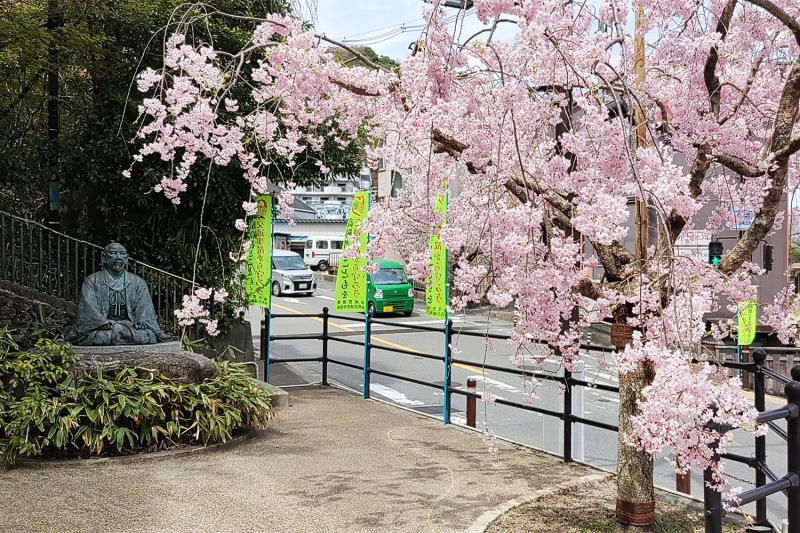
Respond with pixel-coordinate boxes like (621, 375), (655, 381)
(676, 460), (691, 495)
(466, 378), (476, 428)
(260, 318), (266, 361)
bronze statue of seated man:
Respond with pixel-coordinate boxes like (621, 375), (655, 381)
(66, 243), (173, 346)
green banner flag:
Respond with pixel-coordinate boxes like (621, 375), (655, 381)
(737, 298), (757, 346)
(334, 191), (369, 313)
(426, 193), (447, 319)
(245, 196), (273, 308)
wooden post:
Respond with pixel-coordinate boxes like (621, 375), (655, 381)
(633, 3), (648, 262)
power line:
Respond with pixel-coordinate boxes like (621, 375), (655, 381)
(323, 9), (476, 48)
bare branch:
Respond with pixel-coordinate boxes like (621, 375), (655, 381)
(329, 79), (381, 97)
(315, 34), (393, 74)
(703, 0), (738, 117)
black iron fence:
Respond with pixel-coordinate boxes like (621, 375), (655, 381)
(262, 310), (797, 532)
(263, 309), (615, 459)
(703, 349), (800, 532)
(0, 210), (194, 336)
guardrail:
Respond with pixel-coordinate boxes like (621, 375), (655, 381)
(262, 310), (796, 530)
(261, 307), (615, 465)
(703, 349), (799, 532)
(0, 210), (194, 336)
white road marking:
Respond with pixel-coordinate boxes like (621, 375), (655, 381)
(316, 295), (335, 301)
(369, 384), (426, 406)
(282, 298), (304, 304)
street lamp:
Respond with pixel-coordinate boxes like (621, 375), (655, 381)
(442, 0), (473, 8)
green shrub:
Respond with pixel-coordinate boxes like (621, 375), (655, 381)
(0, 329), (274, 465)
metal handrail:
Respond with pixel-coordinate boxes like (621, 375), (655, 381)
(0, 210), (195, 336)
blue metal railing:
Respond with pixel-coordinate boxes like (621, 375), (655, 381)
(261, 311), (797, 531)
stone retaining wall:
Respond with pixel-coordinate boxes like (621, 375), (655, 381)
(0, 282), (75, 348)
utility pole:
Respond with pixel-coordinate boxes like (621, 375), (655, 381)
(46, 0), (62, 231)
(614, 4), (657, 529)
(633, 5), (647, 261)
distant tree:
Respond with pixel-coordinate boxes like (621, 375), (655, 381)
(0, 0), (364, 285)
(331, 45), (399, 72)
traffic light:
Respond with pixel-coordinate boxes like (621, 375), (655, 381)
(763, 243), (774, 273)
(708, 240), (723, 266)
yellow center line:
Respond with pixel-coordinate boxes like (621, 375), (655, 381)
(270, 302), (486, 374)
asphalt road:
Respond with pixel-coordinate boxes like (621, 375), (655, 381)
(244, 280), (790, 525)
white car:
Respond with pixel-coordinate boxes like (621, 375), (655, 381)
(271, 250), (317, 296)
(303, 235), (344, 271)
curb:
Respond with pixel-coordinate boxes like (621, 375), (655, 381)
(465, 472), (615, 533)
(9, 428), (264, 470)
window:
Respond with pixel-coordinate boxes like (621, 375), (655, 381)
(331, 240), (343, 250)
(337, 197), (346, 201)
(305, 241), (313, 249)
(317, 241), (328, 249)
(302, 197), (312, 201)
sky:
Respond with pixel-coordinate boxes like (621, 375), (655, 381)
(314, 0), (484, 62)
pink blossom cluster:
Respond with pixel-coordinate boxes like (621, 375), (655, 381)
(173, 286), (227, 337)
(130, 0), (800, 498)
(628, 344), (764, 503)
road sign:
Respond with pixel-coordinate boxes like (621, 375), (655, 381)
(731, 207), (754, 231)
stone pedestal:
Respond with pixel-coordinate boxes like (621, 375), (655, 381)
(69, 343), (215, 384)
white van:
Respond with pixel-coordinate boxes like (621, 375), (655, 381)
(271, 250), (317, 296)
(303, 235), (344, 272)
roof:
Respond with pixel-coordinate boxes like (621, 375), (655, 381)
(265, 183), (317, 214)
(273, 249), (302, 257)
(376, 259), (404, 269)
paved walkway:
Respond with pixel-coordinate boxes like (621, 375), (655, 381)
(0, 386), (604, 533)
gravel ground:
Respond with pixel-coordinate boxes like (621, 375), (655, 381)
(0, 386), (603, 533)
(484, 479), (741, 533)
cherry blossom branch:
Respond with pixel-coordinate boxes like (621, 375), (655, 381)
(712, 153), (766, 178)
(718, 54), (766, 126)
(742, 0), (800, 47)
(702, 0), (738, 118)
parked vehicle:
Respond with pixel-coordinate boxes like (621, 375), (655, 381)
(303, 235), (344, 272)
(367, 260), (415, 317)
(272, 250), (317, 296)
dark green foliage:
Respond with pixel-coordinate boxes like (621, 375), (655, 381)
(0, 0), (364, 293)
(0, 328), (274, 465)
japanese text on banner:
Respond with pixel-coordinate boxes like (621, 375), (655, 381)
(245, 196), (273, 308)
(737, 298), (757, 346)
(426, 193), (447, 319)
(334, 191), (369, 313)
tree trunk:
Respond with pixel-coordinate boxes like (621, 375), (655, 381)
(612, 324), (655, 530)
